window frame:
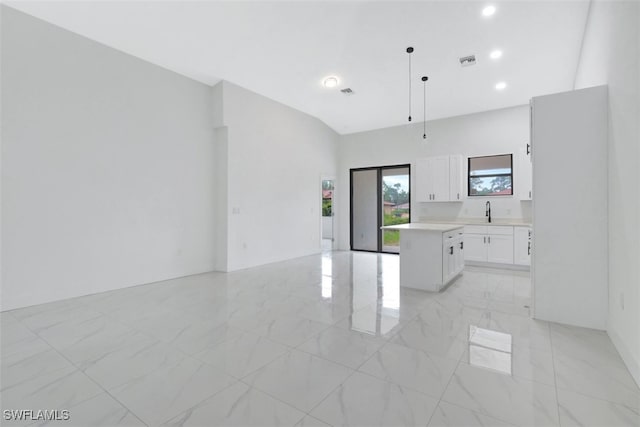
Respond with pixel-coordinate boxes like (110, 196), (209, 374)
(467, 154), (514, 197)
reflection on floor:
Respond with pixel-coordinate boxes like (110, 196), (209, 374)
(1, 251), (639, 426)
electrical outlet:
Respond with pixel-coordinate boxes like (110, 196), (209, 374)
(620, 292), (625, 310)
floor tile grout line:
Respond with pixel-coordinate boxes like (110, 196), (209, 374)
(10, 302), (247, 426)
(424, 282), (535, 427)
(237, 365), (348, 423)
(239, 327), (391, 423)
(548, 321), (564, 426)
(301, 336), (437, 423)
(155, 379), (240, 426)
(549, 324), (640, 413)
(28, 313), (252, 427)
(424, 334), (466, 427)
(14, 322), (149, 427)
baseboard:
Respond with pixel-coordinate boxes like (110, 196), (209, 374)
(608, 327), (640, 388)
(465, 261), (530, 271)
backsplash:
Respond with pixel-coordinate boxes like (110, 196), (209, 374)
(415, 198), (532, 222)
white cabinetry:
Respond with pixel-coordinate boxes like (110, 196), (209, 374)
(514, 226), (531, 266)
(519, 145), (532, 200)
(386, 224), (464, 291)
(449, 155), (463, 202)
(442, 229), (465, 285)
(532, 86), (608, 329)
(415, 155), (463, 202)
(487, 234), (515, 264)
(463, 233), (486, 262)
(463, 225), (514, 264)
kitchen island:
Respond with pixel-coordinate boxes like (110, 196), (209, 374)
(381, 223), (464, 291)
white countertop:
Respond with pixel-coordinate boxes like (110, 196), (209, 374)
(381, 223), (464, 232)
(417, 219), (532, 227)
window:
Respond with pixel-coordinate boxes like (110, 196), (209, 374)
(468, 154), (513, 196)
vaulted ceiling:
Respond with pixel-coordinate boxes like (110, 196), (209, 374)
(6, 1), (590, 134)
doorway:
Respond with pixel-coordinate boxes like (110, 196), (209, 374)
(321, 178), (335, 251)
(350, 165), (411, 253)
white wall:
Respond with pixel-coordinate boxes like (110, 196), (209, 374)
(336, 105), (530, 250)
(1, 7), (217, 311)
(573, 0), (640, 385)
(216, 81), (338, 271)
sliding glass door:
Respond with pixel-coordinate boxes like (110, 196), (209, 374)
(350, 165), (411, 253)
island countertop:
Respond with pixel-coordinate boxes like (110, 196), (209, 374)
(381, 223), (463, 232)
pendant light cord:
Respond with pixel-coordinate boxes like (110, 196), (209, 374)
(407, 47), (413, 122)
(422, 76), (428, 139)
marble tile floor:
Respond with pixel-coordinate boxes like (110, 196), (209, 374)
(1, 251), (638, 426)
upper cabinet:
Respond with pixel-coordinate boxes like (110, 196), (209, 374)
(449, 155), (463, 201)
(519, 144), (532, 200)
(415, 155), (463, 202)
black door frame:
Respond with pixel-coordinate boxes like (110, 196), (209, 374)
(349, 164), (411, 254)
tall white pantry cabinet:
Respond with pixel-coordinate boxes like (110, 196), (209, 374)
(531, 85), (608, 330)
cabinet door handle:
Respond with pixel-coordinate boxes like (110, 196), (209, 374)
(457, 193), (460, 200)
(488, 236), (491, 244)
(449, 246), (454, 255)
(526, 143), (531, 155)
(528, 241), (531, 255)
(483, 236), (486, 244)
(529, 190), (532, 198)
(460, 241), (464, 250)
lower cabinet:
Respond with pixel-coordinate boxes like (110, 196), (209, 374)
(396, 226), (465, 291)
(514, 226), (532, 266)
(442, 231), (464, 285)
(487, 234), (514, 264)
(463, 225), (515, 265)
(463, 233), (486, 262)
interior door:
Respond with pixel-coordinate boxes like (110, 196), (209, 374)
(321, 179), (334, 250)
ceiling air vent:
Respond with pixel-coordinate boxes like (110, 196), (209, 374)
(459, 55), (476, 67)
(340, 88), (355, 95)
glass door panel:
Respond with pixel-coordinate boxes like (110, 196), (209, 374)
(351, 169), (379, 251)
(382, 167), (410, 253)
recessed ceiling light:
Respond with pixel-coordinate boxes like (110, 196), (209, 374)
(482, 5), (496, 17)
(495, 81), (507, 90)
(490, 50), (503, 59)
(323, 76), (339, 88)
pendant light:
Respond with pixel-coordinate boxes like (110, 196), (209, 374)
(422, 76), (428, 139)
(406, 47), (414, 122)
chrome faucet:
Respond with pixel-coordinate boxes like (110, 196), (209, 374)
(486, 201), (492, 223)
